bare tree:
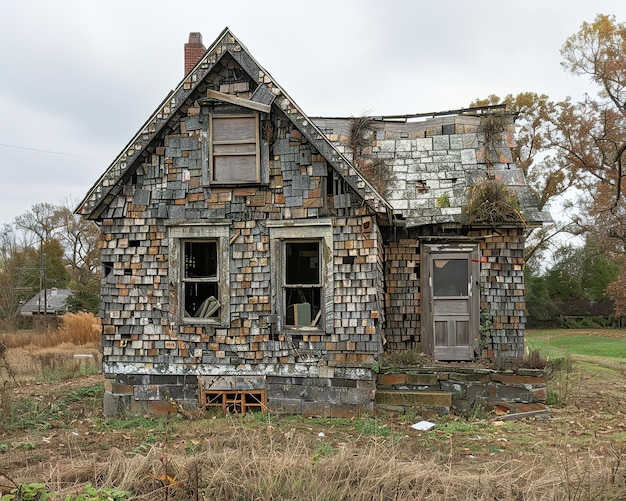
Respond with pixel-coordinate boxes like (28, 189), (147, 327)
(57, 197), (100, 285)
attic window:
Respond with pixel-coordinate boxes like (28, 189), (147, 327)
(209, 113), (260, 184)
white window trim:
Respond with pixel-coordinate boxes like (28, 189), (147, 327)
(268, 220), (333, 334)
(169, 223), (230, 326)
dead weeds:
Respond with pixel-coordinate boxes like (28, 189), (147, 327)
(1, 330), (626, 499)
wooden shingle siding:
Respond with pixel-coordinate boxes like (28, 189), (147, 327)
(97, 73), (383, 414)
(81, 29), (545, 416)
(473, 228), (527, 357)
(383, 239), (421, 351)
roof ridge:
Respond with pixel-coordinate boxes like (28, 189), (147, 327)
(76, 28), (391, 219)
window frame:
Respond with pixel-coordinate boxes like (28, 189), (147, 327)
(432, 258), (469, 298)
(168, 223), (230, 326)
(268, 220), (333, 334)
(283, 240), (323, 328)
(181, 239), (220, 319)
(209, 112), (261, 185)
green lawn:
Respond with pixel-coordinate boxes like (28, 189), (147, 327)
(525, 329), (626, 362)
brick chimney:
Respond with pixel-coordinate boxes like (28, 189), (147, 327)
(184, 32), (205, 76)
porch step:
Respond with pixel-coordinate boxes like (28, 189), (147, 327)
(375, 390), (452, 409)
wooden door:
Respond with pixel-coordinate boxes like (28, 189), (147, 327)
(423, 246), (478, 361)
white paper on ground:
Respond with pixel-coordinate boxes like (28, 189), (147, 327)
(411, 420), (435, 431)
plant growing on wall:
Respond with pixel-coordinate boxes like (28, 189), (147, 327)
(350, 117), (394, 197)
(466, 179), (525, 226)
(436, 193), (450, 208)
(479, 309), (493, 350)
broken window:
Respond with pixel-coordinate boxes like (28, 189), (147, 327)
(169, 224), (229, 325)
(210, 113), (260, 184)
(182, 240), (221, 319)
(284, 241), (322, 327)
(269, 222), (332, 333)
(102, 261), (113, 278)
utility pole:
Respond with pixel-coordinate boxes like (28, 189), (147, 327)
(39, 250), (47, 327)
(39, 251), (43, 314)
(43, 252), (47, 317)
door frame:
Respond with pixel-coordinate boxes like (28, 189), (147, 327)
(421, 242), (480, 360)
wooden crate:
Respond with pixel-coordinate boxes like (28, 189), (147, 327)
(200, 389), (267, 414)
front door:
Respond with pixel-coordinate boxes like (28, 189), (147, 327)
(423, 245), (479, 361)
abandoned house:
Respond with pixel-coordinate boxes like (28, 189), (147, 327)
(76, 29), (549, 417)
(20, 288), (74, 316)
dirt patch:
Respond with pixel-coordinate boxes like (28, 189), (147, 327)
(528, 328), (626, 339)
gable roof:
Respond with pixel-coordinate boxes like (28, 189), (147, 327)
(75, 28), (392, 221)
(20, 288), (73, 316)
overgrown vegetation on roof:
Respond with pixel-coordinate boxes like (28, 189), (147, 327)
(465, 179), (525, 226)
(349, 117), (394, 197)
(478, 112), (510, 169)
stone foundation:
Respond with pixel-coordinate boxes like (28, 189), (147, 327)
(102, 364), (376, 417)
(376, 366), (548, 415)
(103, 365), (547, 418)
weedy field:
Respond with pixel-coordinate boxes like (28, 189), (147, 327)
(1, 324), (625, 500)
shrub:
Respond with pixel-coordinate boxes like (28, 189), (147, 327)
(58, 312), (101, 345)
(0, 312), (100, 351)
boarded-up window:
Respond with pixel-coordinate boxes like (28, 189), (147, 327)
(210, 114), (260, 184)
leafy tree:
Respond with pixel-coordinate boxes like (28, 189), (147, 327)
(527, 242), (620, 325)
(66, 279), (101, 314)
(560, 14), (626, 204)
(558, 14), (626, 309)
(472, 93), (577, 215)
(470, 93), (580, 263)
(0, 201), (101, 328)
(524, 262), (558, 327)
(476, 14), (626, 309)
(56, 199), (101, 314)
(580, 246), (622, 302)
(40, 238), (70, 289)
(545, 245), (585, 300)
(0, 225), (39, 329)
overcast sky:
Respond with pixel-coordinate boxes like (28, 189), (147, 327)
(1, 0), (626, 227)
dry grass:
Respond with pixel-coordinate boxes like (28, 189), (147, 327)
(466, 179), (525, 226)
(32, 432), (626, 500)
(0, 312), (100, 350)
(2, 327), (626, 499)
(0, 312), (101, 381)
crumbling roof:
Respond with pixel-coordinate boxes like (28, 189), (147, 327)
(75, 28), (549, 230)
(312, 111), (551, 229)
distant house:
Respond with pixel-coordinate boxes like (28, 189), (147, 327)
(76, 29), (549, 416)
(20, 288), (73, 316)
